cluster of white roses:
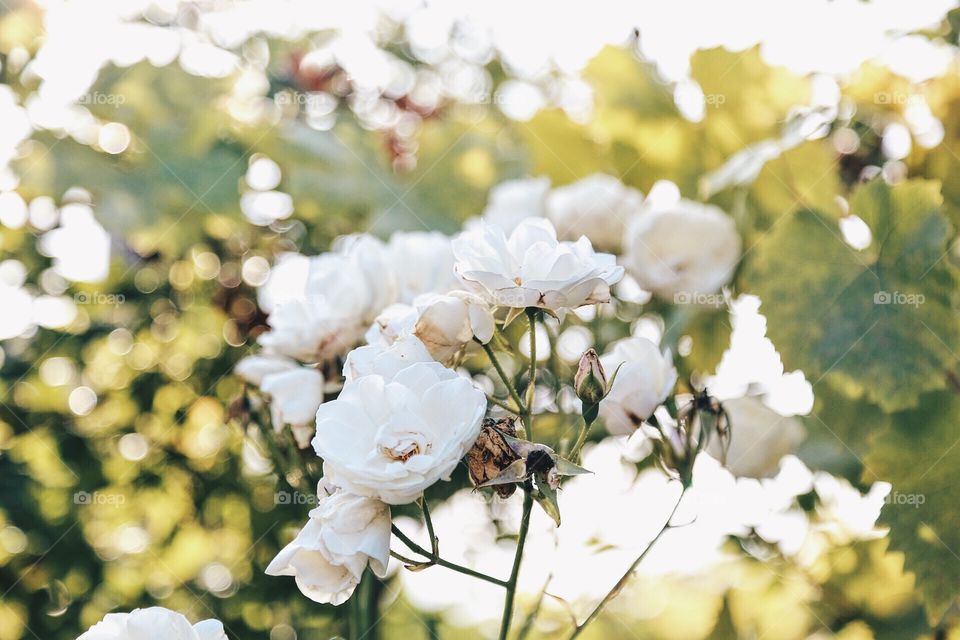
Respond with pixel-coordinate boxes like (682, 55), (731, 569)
(230, 172), (749, 616)
(480, 174), (741, 299)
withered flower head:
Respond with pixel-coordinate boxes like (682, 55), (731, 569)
(466, 417), (522, 498)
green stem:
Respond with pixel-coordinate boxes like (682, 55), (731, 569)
(283, 425), (316, 490)
(420, 497), (439, 556)
(568, 486), (686, 639)
(481, 341), (527, 415)
(487, 395), (519, 412)
(569, 415), (596, 462)
(524, 309), (538, 440)
(499, 488), (534, 640)
(391, 524), (509, 588)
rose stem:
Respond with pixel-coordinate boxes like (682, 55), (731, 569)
(390, 524), (509, 588)
(568, 486), (687, 639)
(419, 497), (439, 557)
(524, 308), (538, 440)
(480, 340), (527, 416)
(498, 487), (534, 640)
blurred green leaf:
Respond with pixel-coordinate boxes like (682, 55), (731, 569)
(865, 391), (960, 623)
(741, 179), (958, 411)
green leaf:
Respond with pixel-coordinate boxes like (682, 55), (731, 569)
(749, 140), (843, 231)
(865, 391), (960, 622)
(680, 307), (733, 375)
(533, 480), (562, 527)
(797, 379), (890, 482)
(690, 47), (808, 148)
(741, 179), (958, 411)
(517, 108), (612, 183)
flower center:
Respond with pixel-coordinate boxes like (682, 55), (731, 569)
(379, 441), (421, 462)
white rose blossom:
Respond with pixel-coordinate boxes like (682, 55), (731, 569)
(413, 291), (495, 366)
(256, 231), (460, 364)
(386, 231), (459, 302)
(312, 361), (486, 504)
(452, 218), (623, 311)
(259, 252), (375, 362)
(623, 199), (741, 300)
(343, 333), (435, 382)
(599, 336), (678, 435)
(235, 354), (325, 448)
(546, 173), (643, 252)
(364, 303), (419, 348)
(266, 481), (391, 605)
(479, 176), (550, 234)
(707, 396), (805, 479)
(78, 607), (226, 640)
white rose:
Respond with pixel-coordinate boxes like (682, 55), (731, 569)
(256, 252), (310, 314)
(313, 361), (486, 504)
(479, 177), (550, 234)
(708, 396), (805, 479)
(235, 353), (299, 385)
(413, 291), (495, 366)
(364, 303), (418, 348)
(259, 252), (375, 363)
(236, 354), (325, 448)
(343, 333), (434, 382)
(266, 483), (391, 605)
(327, 234), (398, 315)
(78, 607), (226, 640)
(623, 200), (741, 299)
(599, 337), (678, 435)
(452, 218), (624, 311)
(546, 173), (643, 252)
(387, 231), (459, 302)
(259, 236), (399, 362)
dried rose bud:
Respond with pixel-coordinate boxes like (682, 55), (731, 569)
(466, 417), (522, 498)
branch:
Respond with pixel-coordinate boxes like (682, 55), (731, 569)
(391, 524), (508, 588)
(568, 485), (687, 638)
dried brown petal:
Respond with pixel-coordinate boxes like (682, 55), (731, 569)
(466, 417), (521, 498)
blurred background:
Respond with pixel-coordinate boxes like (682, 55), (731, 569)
(2, 1), (960, 638)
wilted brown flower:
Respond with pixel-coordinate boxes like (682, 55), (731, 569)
(466, 417), (522, 498)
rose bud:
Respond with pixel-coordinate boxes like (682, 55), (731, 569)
(574, 349), (607, 408)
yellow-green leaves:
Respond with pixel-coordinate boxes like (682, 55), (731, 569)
(742, 179), (958, 411)
(865, 391), (960, 623)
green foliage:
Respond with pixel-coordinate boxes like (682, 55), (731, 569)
(866, 391), (960, 624)
(742, 179), (958, 411)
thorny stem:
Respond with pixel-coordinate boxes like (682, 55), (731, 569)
(480, 340), (527, 417)
(499, 487), (535, 640)
(391, 524), (509, 588)
(568, 486), (687, 639)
